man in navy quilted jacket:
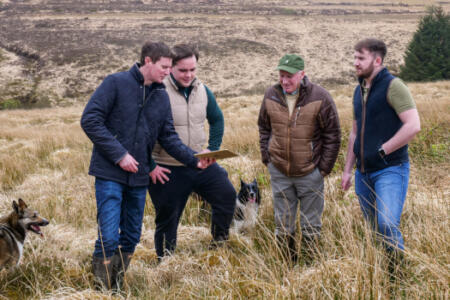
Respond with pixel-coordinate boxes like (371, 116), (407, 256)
(81, 41), (212, 290)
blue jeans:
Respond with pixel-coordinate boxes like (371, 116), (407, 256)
(355, 162), (409, 251)
(93, 178), (147, 258)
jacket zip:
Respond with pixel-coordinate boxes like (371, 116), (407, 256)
(286, 94), (293, 176)
(186, 89), (191, 147)
(294, 107), (301, 127)
(287, 123), (291, 176)
(359, 85), (370, 173)
(286, 91), (302, 176)
(132, 86), (158, 163)
(128, 85), (146, 184)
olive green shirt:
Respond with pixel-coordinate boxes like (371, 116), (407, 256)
(357, 78), (416, 119)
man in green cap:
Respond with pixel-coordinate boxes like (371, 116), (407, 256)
(258, 54), (341, 265)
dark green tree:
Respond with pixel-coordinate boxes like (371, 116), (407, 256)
(400, 6), (450, 81)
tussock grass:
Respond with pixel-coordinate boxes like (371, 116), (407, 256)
(0, 80), (448, 299)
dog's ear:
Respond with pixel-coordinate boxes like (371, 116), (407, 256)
(240, 179), (246, 187)
(252, 178), (257, 185)
(12, 200), (19, 213)
(18, 198), (28, 209)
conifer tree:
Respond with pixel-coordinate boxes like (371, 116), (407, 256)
(400, 6), (450, 81)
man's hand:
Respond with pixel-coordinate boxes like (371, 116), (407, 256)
(118, 153), (139, 173)
(197, 157), (215, 169)
(341, 171), (353, 191)
(149, 165), (171, 184)
(197, 149), (215, 169)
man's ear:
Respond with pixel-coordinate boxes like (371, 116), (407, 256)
(145, 56), (153, 65)
(375, 56), (383, 66)
(298, 70), (306, 80)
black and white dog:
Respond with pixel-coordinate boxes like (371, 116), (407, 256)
(232, 179), (261, 233)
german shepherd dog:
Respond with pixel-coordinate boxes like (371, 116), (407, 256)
(233, 179), (261, 233)
(0, 199), (49, 268)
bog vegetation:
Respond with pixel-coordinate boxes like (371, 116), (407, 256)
(0, 1), (449, 299)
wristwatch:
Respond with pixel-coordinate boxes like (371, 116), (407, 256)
(378, 147), (386, 158)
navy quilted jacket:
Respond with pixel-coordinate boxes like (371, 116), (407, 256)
(81, 64), (198, 187)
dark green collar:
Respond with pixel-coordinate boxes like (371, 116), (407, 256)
(170, 73), (194, 101)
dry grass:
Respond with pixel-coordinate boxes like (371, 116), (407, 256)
(0, 1), (449, 299)
(0, 80), (449, 299)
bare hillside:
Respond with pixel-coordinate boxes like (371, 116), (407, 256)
(0, 0), (448, 108)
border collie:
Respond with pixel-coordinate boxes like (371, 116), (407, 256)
(233, 179), (260, 233)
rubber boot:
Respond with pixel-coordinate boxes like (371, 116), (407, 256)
(387, 250), (404, 282)
(92, 256), (114, 290)
(209, 234), (228, 250)
(276, 234), (298, 265)
(111, 250), (133, 291)
(288, 235), (298, 264)
(301, 235), (319, 266)
(209, 224), (229, 250)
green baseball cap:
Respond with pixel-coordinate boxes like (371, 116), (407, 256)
(276, 54), (305, 74)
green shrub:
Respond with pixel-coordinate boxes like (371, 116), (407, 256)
(400, 6), (450, 81)
(0, 99), (21, 109)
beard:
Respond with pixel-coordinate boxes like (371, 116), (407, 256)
(356, 64), (375, 79)
(355, 57), (376, 79)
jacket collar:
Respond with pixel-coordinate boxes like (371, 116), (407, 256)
(168, 73), (199, 90)
(130, 63), (166, 89)
(358, 67), (389, 87)
(167, 74), (200, 100)
(274, 75), (312, 101)
(130, 63), (144, 83)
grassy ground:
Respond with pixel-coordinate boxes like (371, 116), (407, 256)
(0, 80), (448, 299)
(0, 0), (449, 299)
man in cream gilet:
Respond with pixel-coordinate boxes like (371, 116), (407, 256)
(148, 44), (236, 259)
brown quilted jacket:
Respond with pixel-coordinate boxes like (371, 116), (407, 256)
(258, 76), (341, 177)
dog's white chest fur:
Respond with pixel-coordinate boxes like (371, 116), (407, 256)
(233, 201), (259, 233)
(16, 240), (24, 265)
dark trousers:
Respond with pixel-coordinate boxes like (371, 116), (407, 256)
(148, 163), (236, 258)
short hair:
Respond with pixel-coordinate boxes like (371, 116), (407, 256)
(354, 38), (387, 61)
(140, 41), (172, 65)
(172, 44), (199, 66)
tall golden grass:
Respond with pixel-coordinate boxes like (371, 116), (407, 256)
(0, 80), (448, 299)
